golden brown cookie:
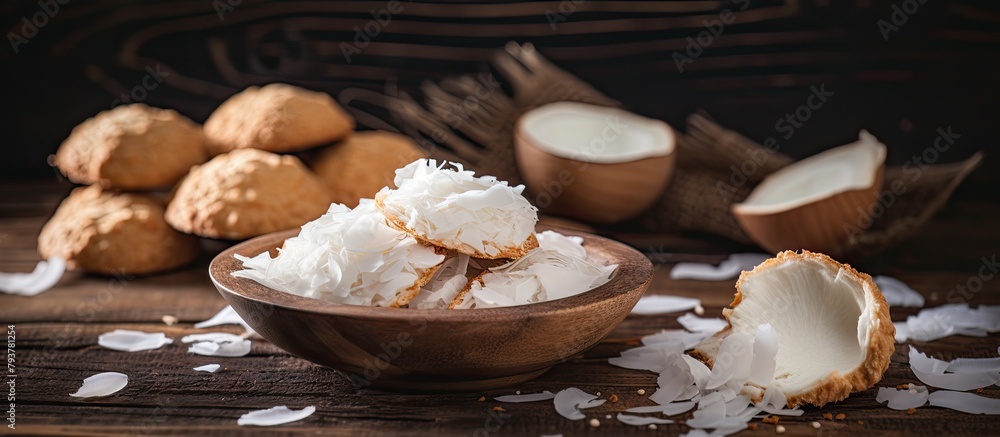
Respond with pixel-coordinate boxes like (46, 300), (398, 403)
(54, 104), (207, 190)
(37, 185), (200, 275)
(165, 149), (332, 239)
(203, 83), (354, 155)
(310, 130), (426, 207)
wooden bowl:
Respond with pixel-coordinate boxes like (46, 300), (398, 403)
(209, 227), (652, 391)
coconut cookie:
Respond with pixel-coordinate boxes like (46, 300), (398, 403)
(38, 185), (199, 275)
(54, 104), (207, 190)
(203, 83), (354, 156)
(375, 159), (539, 259)
(691, 250), (894, 407)
(233, 200), (446, 307)
(165, 149), (331, 240)
(310, 130), (427, 208)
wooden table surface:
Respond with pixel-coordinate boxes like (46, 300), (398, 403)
(1, 178), (998, 436)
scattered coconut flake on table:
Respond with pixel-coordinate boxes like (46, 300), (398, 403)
(237, 405), (316, 426)
(97, 329), (173, 352)
(873, 275), (925, 308)
(876, 384), (928, 410)
(188, 340), (251, 357)
(494, 391), (556, 403)
(630, 295), (701, 315)
(928, 390), (1000, 414)
(625, 401), (696, 415)
(69, 372), (128, 398)
(669, 254), (769, 281)
(553, 388), (606, 420)
(182, 332), (246, 344)
(895, 304), (1000, 343)
(195, 305), (256, 336)
(677, 313), (728, 334)
(194, 364), (221, 373)
(616, 413), (674, 426)
(909, 346), (1000, 390)
(0, 257), (65, 296)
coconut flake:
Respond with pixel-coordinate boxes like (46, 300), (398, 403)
(641, 329), (712, 349)
(650, 358), (696, 404)
(909, 346), (1000, 390)
(194, 364), (221, 373)
(670, 254), (770, 281)
(928, 390), (1000, 414)
(616, 413), (674, 426)
(678, 313), (728, 334)
(237, 405), (316, 426)
(188, 340), (251, 357)
(873, 276), (925, 308)
(553, 388), (606, 420)
(195, 305), (256, 336)
(234, 201), (446, 307)
(376, 159), (538, 258)
(706, 332), (754, 390)
(947, 356), (1000, 374)
(685, 392), (727, 429)
(70, 372), (128, 398)
(494, 391), (556, 402)
(876, 385), (928, 410)
(899, 304), (1000, 343)
(182, 332), (246, 344)
(0, 257), (65, 296)
(626, 401), (696, 415)
(631, 295), (701, 315)
(98, 330), (173, 352)
(748, 324), (778, 386)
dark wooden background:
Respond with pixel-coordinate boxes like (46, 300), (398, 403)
(1, 0), (997, 181)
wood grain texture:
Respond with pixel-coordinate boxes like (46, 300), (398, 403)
(1, 179), (998, 435)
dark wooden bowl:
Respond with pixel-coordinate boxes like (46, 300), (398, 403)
(209, 227), (652, 391)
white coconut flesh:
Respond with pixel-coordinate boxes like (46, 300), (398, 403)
(518, 102), (674, 163)
(733, 131), (887, 215)
(695, 251), (893, 406)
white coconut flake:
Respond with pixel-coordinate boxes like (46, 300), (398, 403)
(873, 275), (925, 308)
(876, 385), (928, 410)
(706, 332), (753, 390)
(553, 388), (606, 420)
(677, 313), (728, 334)
(494, 391), (556, 402)
(748, 324), (778, 386)
(631, 295), (701, 315)
(650, 358), (696, 404)
(898, 304), (1000, 343)
(0, 257), (65, 296)
(194, 364), (221, 373)
(616, 413), (674, 426)
(685, 392), (727, 429)
(947, 356), (1000, 374)
(909, 346), (1000, 390)
(182, 332), (246, 344)
(188, 340), (251, 357)
(641, 330), (711, 349)
(626, 401), (696, 415)
(928, 390), (1000, 414)
(195, 305), (256, 336)
(70, 372), (128, 398)
(376, 159), (538, 258)
(234, 201), (446, 307)
(669, 254), (770, 281)
(237, 405), (316, 426)
(97, 330), (173, 352)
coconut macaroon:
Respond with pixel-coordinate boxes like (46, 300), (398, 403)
(691, 250), (894, 407)
(54, 104), (207, 190)
(375, 159), (539, 259)
(165, 149), (331, 240)
(310, 130), (427, 208)
(38, 185), (199, 275)
(233, 200), (446, 307)
(203, 83), (354, 156)
(447, 231), (617, 309)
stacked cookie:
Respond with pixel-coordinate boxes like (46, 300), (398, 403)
(235, 159), (617, 309)
(42, 83), (428, 275)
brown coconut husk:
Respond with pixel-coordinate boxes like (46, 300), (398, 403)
(342, 43), (982, 259)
